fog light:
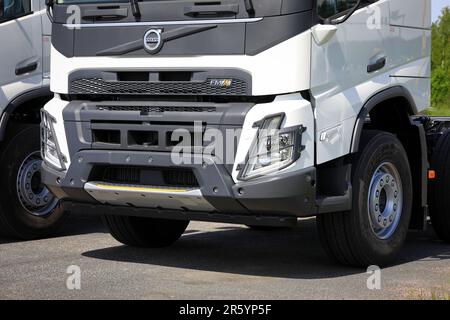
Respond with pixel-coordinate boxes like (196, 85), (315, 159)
(41, 110), (67, 171)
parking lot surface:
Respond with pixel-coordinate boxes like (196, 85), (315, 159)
(1, 215), (449, 299)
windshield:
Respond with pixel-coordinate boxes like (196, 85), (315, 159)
(57, 0), (126, 3)
(56, 0), (168, 3)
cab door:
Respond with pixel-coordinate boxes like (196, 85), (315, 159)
(310, 0), (391, 165)
(0, 0), (43, 110)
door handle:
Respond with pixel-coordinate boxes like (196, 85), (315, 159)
(184, 4), (239, 17)
(15, 61), (38, 76)
(367, 56), (386, 73)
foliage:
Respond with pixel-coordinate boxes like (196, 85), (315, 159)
(428, 7), (450, 115)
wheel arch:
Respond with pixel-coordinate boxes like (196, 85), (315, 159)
(0, 86), (52, 142)
(351, 86), (428, 230)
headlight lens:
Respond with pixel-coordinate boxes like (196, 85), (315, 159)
(41, 110), (66, 171)
(238, 114), (305, 181)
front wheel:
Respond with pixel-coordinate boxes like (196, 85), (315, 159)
(103, 215), (190, 247)
(317, 131), (413, 267)
(0, 125), (66, 239)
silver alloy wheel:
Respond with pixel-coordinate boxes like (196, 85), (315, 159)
(16, 151), (58, 217)
(367, 162), (403, 240)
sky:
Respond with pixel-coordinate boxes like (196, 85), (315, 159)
(433, 0), (450, 21)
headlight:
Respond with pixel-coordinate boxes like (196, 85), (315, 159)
(237, 114), (306, 181)
(41, 110), (67, 171)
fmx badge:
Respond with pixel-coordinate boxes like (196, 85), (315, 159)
(144, 29), (163, 54)
(209, 79), (233, 88)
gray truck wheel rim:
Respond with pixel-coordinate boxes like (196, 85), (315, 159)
(17, 151), (58, 217)
(367, 162), (403, 240)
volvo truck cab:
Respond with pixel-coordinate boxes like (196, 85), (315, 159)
(0, 0), (66, 239)
(41, 0), (450, 266)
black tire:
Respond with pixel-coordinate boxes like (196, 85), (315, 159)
(429, 130), (450, 242)
(0, 125), (66, 239)
(246, 225), (286, 231)
(103, 215), (189, 247)
(317, 131), (413, 267)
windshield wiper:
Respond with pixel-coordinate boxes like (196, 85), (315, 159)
(130, 0), (141, 18)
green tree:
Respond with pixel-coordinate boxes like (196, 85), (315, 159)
(431, 7), (450, 111)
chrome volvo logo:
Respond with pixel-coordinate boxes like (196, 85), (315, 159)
(144, 29), (163, 54)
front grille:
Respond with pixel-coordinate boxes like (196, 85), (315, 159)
(70, 78), (248, 96)
(96, 105), (216, 113)
(102, 167), (141, 184)
(163, 170), (199, 187)
(92, 166), (199, 187)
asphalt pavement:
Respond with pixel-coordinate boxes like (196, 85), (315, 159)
(1, 214), (449, 299)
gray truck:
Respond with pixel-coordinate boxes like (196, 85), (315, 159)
(0, 0), (65, 239)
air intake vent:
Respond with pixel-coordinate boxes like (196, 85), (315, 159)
(92, 166), (199, 187)
(96, 105), (217, 113)
(70, 78), (248, 96)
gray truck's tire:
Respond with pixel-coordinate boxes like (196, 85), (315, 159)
(103, 215), (189, 247)
(246, 225), (285, 230)
(317, 131), (413, 267)
(429, 130), (450, 242)
(0, 125), (66, 239)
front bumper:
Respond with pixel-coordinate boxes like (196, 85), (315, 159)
(42, 150), (318, 220)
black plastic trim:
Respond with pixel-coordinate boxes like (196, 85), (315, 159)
(350, 86), (418, 153)
(0, 86), (52, 142)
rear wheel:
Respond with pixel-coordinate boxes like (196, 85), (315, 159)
(317, 131), (413, 267)
(103, 215), (189, 247)
(429, 130), (450, 242)
(0, 125), (66, 239)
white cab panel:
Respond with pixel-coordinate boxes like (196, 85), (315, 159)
(0, 6), (44, 112)
(311, 1), (391, 165)
(50, 31), (312, 96)
(390, 0), (431, 29)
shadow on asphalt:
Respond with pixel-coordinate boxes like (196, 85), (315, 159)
(81, 219), (450, 279)
(0, 213), (107, 245)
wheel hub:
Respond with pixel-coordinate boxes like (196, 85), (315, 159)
(368, 162), (403, 239)
(17, 152), (58, 216)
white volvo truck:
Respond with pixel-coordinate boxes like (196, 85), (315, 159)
(0, 0), (66, 239)
(42, 0), (450, 266)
